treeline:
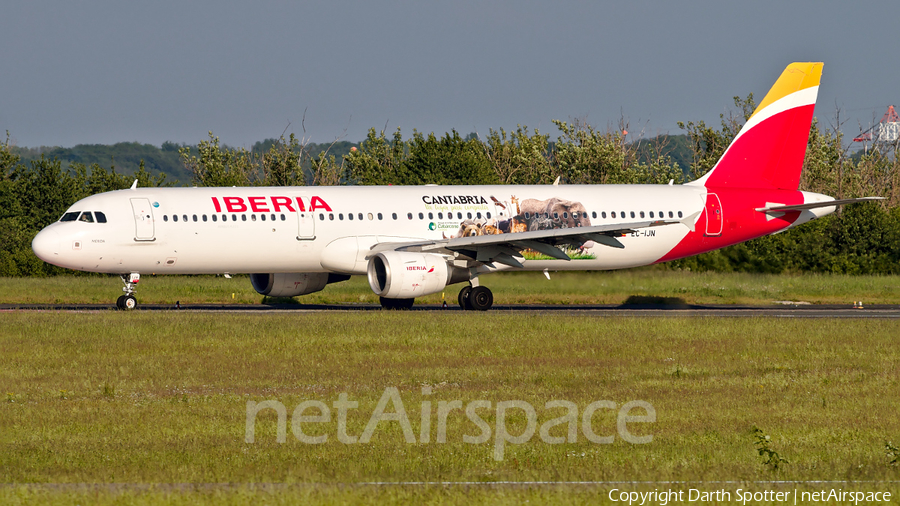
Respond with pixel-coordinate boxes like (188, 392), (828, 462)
(3, 94), (900, 276)
(10, 138), (361, 186)
(186, 121), (685, 188)
(0, 136), (171, 276)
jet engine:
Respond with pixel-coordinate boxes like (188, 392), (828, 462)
(250, 272), (333, 297)
(367, 251), (458, 299)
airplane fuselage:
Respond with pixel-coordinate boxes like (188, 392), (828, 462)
(33, 184), (832, 276)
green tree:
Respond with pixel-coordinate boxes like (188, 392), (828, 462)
(484, 126), (553, 184)
(179, 132), (258, 187)
(404, 130), (496, 185)
(344, 128), (410, 186)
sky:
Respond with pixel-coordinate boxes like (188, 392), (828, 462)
(1, 1), (898, 149)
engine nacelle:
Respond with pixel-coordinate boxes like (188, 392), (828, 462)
(367, 251), (451, 299)
(250, 272), (330, 297)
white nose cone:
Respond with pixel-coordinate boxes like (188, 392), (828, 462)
(32, 228), (60, 263)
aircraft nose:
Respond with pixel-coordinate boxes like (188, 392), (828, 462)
(32, 228), (60, 263)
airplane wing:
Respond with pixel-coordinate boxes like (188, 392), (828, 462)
(369, 212), (699, 268)
(755, 197), (884, 213)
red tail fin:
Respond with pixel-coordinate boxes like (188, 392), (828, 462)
(689, 62), (823, 190)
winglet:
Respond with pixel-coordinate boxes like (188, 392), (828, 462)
(681, 210), (701, 233)
(130, 179), (138, 190)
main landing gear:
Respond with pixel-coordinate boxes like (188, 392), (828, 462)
(116, 273), (140, 310)
(458, 284), (493, 311)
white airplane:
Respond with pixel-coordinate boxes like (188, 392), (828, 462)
(31, 62), (879, 310)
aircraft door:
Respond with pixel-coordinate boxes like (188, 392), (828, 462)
(705, 193), (723, 236)
(297, 199), (315, 240)
(130, 198), (156, 241)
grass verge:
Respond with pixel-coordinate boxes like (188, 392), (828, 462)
(2, 269), (900, 306)
(2, 312), (899, 503)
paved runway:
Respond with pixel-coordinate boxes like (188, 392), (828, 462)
(2, 302), (899, 318)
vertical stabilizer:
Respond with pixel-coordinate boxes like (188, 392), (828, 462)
(688, 62), (823, 190)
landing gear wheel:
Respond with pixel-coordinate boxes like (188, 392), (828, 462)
(118, 294), (138, 311)
(468, 286), (493, 311)
(380, 297), (415, 310)
(458, 286), (473, 310)
(118, 273), (140, 311)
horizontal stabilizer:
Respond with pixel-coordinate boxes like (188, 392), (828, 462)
(755, 197), (884, 213)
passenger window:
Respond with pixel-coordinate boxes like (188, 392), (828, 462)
(339, 213), (344, 220)
(183, 215), (188, 222)
(358, 213), (363, 220)
(241, 214), (247, 222)
(212, 215), (217, 222)
(611, 212), (616, 218)
(348, 213), (353, 220)
(378, 213), (383, 220)
(428, 212), (433, 220)
(95, 211), (108, 223)
(232, 214), (237, 221)
(329, 213), (334, 221)
(193, 214), (198, 222)
(368, 213), (374, 220)
(438, 212), (443, 219)
(222, 215), (227, 222)
(392, 213), (397, 220)
(649, 211), (654, 218)
(251, 214), (257, 222)
(563, 212), (568, 219)
(319, 214), (325, 220)
(280, 214), (286, 221)
(640, 211), (645, 218)
(173, 215), (179, 222)
(553, 213), (558, 219)
(600, 212), (605, 219)
(260, 214), (266, 221)
(60, 211), (80, 222)
(668, 211), (674, 218)
(476, 212), (482, 219)
(467, 212), (472, 219)
(164, 215), (169, 222)
(408, 213), (413, 220)
(487, 212), (491, 219)
(271, 214), (276, 221)
(525, 212), (530, 219)
(418, 212), (424, 220)
(79, 212), (94, 223)
(203, 215), (208, 222)
(678, 211), (683, 218)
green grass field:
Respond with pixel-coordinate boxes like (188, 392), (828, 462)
(2, 312), (900, 504)
(2, 269), (900, 306)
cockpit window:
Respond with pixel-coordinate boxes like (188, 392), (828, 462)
(78, 212), (94, 223)
(95, 211), (107, 223)
(60, 212), (80, 222)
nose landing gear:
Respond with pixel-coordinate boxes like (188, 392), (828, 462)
(116, 273), (140, 310)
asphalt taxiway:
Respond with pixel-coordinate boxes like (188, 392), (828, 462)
(2, 303), (899, 318)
